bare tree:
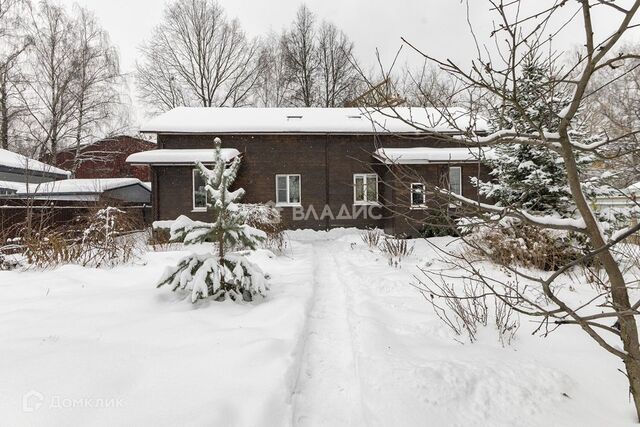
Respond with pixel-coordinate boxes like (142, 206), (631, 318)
(0, 0), (32, 150)
(281, 4), (317, 107)
(374, 0), (640, 419)
(316, 21), (360, 107)
(254, 32), (291, 107)
(69, 5), (121, 172)
(585, 44), (640, 187)
(398, 61), (462, 109)
(21, 1), (79, 160)
(136, 0), (260, 112)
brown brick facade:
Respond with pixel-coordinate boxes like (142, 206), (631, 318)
(151, 132), (487, 236)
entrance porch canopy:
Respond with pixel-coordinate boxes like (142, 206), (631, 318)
(126, 148), (240, 166)
(373, 147), (485, 165)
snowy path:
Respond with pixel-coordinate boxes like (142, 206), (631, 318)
(291, 241), (366, 427)
(287, 231), (632, 427)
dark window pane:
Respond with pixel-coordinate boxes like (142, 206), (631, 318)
(354, 176), (364, 202)
(366, 175), (377, 202)
(289, 175), (300, 203)
(193, 170), (207, 208)
(412, 184), (425, 205)
(276, 176), (287, 203)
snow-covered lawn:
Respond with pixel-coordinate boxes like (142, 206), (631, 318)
(0, 228), (636, 426)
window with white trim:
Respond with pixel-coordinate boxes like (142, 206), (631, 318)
(193, 169), (207, 211)
(276, 174), (301, 205)
(449, 166), (462, 195)
(411, 183), (426, 207)
(354, 173), (378, 204)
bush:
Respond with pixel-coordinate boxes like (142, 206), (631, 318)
(419, 209), (460, 238)
(242, 203), (288, 253)
(463, 220), (582, 271)
(15, 206), (143, 269)
(361, 228), (382, 248)
(379, 236), (414, 267)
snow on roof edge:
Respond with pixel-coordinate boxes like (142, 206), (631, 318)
(374, 147), (486, 164)
(0, 149), (70, 176)
(17, 178), (149, 195)
(126, 148), (240, 164)
(139, 107), (488, 135)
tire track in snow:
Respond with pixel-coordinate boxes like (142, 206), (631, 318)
(291, 240), (366, 427)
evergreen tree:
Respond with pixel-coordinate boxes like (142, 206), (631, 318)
(157, 137), (269, 302)
(476, 56), (580, 215)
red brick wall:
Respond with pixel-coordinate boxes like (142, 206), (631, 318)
(56, 136), (155, 181)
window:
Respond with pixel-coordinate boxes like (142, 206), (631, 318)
(193, 169), (207, 211)
(354, 173), (378, 205)
(449, 166), (462, 195)
(411, 183), (426, 207)
(276, 174), (301, 205)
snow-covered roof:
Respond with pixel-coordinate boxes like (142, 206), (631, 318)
(373, 147), (484, 164)
(627, 182), (640, 194)
(139, 107), (487, 135)
(0, 148), (70, 176)
(22, 178), (146, 195)
(126, 148), (240, 165)
(0, 180), (26, 191)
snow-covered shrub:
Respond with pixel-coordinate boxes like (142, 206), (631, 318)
(21, 207), (143, 269)
(417, 275), (520, 345)
(78, 207), (143, 267)
(23, 228), (82, 268)
(460, 218), (582, 271)
(495, 291), (520, 347)
(157, 137), (269, 303)
(0, 252), (20, 270)
(422, 279), (489, 343)
(242, 203), (287, 253)
(379, 237), (414, 268)
(361, 228), (382, 248)
(0, 236), (23, 270)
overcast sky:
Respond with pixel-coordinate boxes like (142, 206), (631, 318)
(59, 0), (639, 124)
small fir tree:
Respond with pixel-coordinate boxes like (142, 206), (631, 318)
(475, 55), (585, 215)
(157, 137), (269, 302)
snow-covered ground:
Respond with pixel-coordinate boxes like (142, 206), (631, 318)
(0, 228), (636, 426)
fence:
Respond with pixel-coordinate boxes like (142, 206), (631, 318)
(0, 202), (152, 234)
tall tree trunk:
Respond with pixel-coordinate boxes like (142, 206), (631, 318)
(0, 74), (8, 150)
(73, 97), (85, 173)
(560, 127), (640, 420)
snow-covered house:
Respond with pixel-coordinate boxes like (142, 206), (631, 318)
(0, 148), (70, 184)
(128, 107), (488, 236)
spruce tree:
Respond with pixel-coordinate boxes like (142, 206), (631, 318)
(476, 56), (580, 215)
(157, 137), (269, 302)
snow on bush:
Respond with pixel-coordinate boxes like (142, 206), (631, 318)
(13, 206), (143, 269)
(360, 228), (382, 248)
(379, 236), (414, 268)
(157, 137), (269, 302)
(458, 216), (582, 271)
(241, 203), (288, 253)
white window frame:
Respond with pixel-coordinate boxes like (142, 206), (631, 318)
(449, 166), (462, 196)
(192, 169), (207, 212)
(275, 174), (302, 207)
(410, 182), (427, 208)
(353, 173), (379, 205)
